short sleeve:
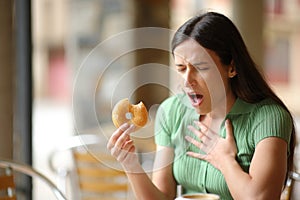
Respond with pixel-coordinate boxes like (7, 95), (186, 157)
(251, 102), (293, 148)
(154, 97), (175, 147)
(154, 95), (188, 148)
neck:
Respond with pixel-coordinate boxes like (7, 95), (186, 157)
(208, 92), (237, 119)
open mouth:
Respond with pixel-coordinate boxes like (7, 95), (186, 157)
(188, 93), (204, 106)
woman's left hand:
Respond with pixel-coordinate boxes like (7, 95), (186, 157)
(185, 119), (237, 170)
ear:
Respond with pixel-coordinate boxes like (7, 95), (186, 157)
(228, 61), (237, 78)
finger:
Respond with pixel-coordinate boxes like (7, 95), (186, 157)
(195, 121), (220, 140)
(117, 140), (135, 161)
(118, 145), (136, 163)
(120, 123), (131, 131)
(185, 135), (206, 149)
(225, 119), (234, 141)
(121, 139), (134, 150)
(110, 146), (120, 157)
(111, 138), (134, 155)
(107, 123), (130, 149)
(108, 123), (134, 149)
(186, 151), (207, 160)
(114, 124), (134, 149)
(193, 121), (208, 132)
(128, 144), (136, 153)
(187, 125), (210, 140)
(116, 148), (129, 162)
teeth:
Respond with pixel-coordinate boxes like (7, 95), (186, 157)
(190, 94), (196, 98)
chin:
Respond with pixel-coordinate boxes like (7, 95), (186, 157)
(195, 107), (210, 115)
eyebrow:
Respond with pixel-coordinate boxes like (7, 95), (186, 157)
(175, 61), (208, 66)
(192, 62), (208, 66)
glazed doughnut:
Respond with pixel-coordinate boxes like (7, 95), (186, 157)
(112, 98), (148, 128)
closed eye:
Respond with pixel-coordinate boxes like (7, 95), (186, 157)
(176, 64), (186, 72)
(195, 67), (209, 71)
(193, 62), (210, 71)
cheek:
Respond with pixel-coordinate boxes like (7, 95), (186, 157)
(194, 73), (208, 88)
(202, 72), (227, 99)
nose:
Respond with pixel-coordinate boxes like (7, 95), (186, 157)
(184, 65), (197, 88)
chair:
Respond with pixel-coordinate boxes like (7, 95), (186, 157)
(281, 171), (300, 200)
(0, 158), (67, 200)
(0, 166), (16, 200)
(49, 134), (131, 200)
(72, 148), (128, 200)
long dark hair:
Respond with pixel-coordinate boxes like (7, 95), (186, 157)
(172, 12), (296, 174)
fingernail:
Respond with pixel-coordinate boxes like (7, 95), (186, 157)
(193, 120), (200, 125)
(185, 135), (190, 141)
(126, 124), (135, 133)
(129, 124), (135, 129)
(120, 123), (129, 131)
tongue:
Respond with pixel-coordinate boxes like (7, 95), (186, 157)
(192, 95), (202, 104)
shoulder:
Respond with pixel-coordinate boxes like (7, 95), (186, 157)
(157, 93), (191, 115)
(154, 94), (193, 147)
(155, 93), (194, 133)
(160, 93), (187, 106)
(252, 98), (291, 121)
(231, 98), (290, 118)
(249, 98), (293, 145)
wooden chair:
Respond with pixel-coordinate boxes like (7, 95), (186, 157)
(0, 167), (16, 200)
(0, 158), (67, 200)
(281, 171), (300, 200)
(49, 134), (131, 200)
(72, 148), (129, 200)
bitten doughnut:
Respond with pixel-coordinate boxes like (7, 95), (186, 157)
(112, 98), (148, 128)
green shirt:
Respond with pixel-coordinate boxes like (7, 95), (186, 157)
(154, 94), (292, 200)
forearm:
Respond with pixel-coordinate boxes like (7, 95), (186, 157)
(107, 126), (175, 200)
(124, 164), (173, 200)
(220, 158), (256, 199)
(220, 157), (279, 200)
(220, 138), (287, 200)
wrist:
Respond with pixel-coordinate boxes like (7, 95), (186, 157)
(122, 159), (144, 174)
(218, 155), (237, 173)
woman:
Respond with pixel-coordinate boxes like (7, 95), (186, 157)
(107, 12), (296, 199)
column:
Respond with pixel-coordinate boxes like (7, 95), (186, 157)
(0, 0), (14, 159)
(132, 0), (170, 109)
(232, 0), (264, 68)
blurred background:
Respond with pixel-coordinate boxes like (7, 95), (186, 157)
(1, 0), (300, 199)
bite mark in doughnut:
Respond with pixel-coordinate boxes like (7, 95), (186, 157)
(112, 98), (148, 128)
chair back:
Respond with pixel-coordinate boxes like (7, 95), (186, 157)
(49, 133), (131, 200)
(0, 167), (16, 200)
(281, 171), (300, 200)
(72, 147), (128, 200)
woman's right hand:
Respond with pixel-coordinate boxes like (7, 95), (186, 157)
(107, 123), (139, 171)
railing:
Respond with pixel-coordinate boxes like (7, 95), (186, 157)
(0, 158), (67, 200)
